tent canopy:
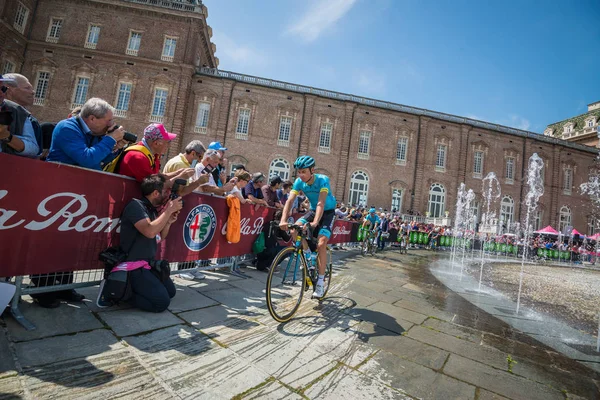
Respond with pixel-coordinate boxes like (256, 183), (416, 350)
(535, 225), (559, 234)
(571, 228), (581, 236)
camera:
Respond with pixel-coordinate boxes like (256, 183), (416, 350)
(123, 132), (137, 143)
(170, 178), (187, 205)
(202, 165), (214, 175)
(0, 111), (13, 126)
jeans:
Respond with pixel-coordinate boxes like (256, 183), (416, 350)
(377, 232), (386, 250)
(128, 268), (176, 312)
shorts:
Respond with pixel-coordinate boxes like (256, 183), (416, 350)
(297, 209), (336, 240)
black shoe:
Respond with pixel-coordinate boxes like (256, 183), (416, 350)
(31, 294), (61, 309)
(56, 289), (85, 302)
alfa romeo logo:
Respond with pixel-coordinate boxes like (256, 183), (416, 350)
(183, 204), (217, 251)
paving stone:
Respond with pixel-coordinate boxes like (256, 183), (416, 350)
(5, 300), (103, 342)
(178, 305), (264, 346)
(304, 365), (411, 400)
(477, 389), (510, 400)
(342, 303), (414, 335)
(167, 285), (219, 313)
(15, 329), (120, 367)
(359, 350), (476, 400)
(406, 325), (508, 370)
(189, 279), (236, 292)
(241, 379), (303, 399)
(21, 348), (172, 399)
(422, 318), (483, 343)
(97, 308), (182, 337)
(367, 301), (429, 325)
(0, 329), (16, 375)
(226, 276), (267, 294)
(78, 285), (133, 313)
(392, 298), (455, 321)
(200, 287), (267, 316)
(443, 354), (565, 400)
(0, 375), (23, 399)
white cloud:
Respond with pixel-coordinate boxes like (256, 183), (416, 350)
(355, 70), (386, 96)
(287, 0), (358, 43)
(507, 114), (531, 131)
(212, 34), (269, 69)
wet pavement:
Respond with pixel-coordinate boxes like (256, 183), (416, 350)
(1, 248), (599, 399)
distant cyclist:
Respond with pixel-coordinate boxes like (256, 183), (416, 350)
(362, 208), (381, 239)
(280, 155), (337, 299)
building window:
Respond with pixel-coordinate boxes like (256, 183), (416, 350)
(114, 82), (132, 118)
(559, 206), (571, 233)
(391, 189), (403, 213)
(278, 116), (292, 147)
(71, 77), (90, 108)
(500, 196), (514, 226)
(194, 102), (210, 134)
(533, 209), (543, 231)
(357, 131), (371, 160)
(427, 183), (445, 218)
(269, 158), (290, 181)
(348, 171), (369, 207)
(33, 71), (50, 106)
(126, 31), (142, 56)
(318, 122), (332, 153)
(565, 125), (572, 133)
(46, 18), (63, 43)
(473, 151), (483, 176)
(588, 216), (597, 236)
(2, 61), (15, 75)
(14, 3), (29, 34)
(435, 144), (446, 171)
(540, 160), (545, 184)
(161, 36), (177, 62)
(589, 120), (595, 128)
(506, 157), (515, 184)
(235, 108), (250, 139)
(85, 24), (101, 49)
(150, 88), (168, 122)
(563, 168), (572, 195)
(468, 200), (480, 230)
(396, 137), (408, 165)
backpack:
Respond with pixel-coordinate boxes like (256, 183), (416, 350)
(98, 271), (131, 306)
(252, 232), (266, 255)
(103, 145), (154, 173)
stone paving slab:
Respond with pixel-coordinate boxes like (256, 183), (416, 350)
(360, 350), (476, 399)
(14, 329), (121, 367)
(167, 285), (219, 313)
(0, 375), (24, 399)
(20, 348), (174, 399)
(367, 300), (429, 325)
(241, 379), (303, 399)
(392, 297), (455, 321)
(0, 329), (16, 375)
(304, 365), (410, 400)
(442, 354), (565, 400)
(5, 300), (103, 342)
(423, 317), (483, 343)
(478, 389), (510, 400)
(97, 308), (182, 337)
(342, 303), (414, 335)
(406, 325), (509, 370)
(200, 287), (267, 316)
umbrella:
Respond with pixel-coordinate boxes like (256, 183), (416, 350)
(535, 225), (559, 235)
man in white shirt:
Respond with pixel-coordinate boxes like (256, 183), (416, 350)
(194, 149), (235, 195)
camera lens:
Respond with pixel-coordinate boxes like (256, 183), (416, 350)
(123, 132), (138, 142)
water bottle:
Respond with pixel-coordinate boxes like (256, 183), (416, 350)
(305, 250), (316, 269)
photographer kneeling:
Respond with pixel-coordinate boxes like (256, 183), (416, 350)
(101, 174), (182, 312)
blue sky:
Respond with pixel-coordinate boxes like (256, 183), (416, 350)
(204, 0), (599, 133)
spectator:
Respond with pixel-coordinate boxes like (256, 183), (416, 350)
(47, 98), (125, 169)
(262, 176), (283, 208)
(112, 174), (182, 312)
(277, 180), (298, 213)
(162, 140), (210, 195)
(194, 149), (235, 196)
(39, 122), (55, 161)
(207, 141), (228, 186)
(119, 123), (193, 184)
(335, 204), (348, 219)
(0, 74), (40, 157)
(243, 172), (269, 207)
(228, 169), (253, 204)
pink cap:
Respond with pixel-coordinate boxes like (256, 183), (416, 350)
(143, 123), (177, 141)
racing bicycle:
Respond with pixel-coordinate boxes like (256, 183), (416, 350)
(361, 229), (377, 256)
(266, 225), (333, 323)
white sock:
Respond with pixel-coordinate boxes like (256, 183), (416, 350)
(317, 275), (324, 284)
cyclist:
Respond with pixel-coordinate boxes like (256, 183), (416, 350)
(362, 208), (380, 245)
(280, 155), (337, 299)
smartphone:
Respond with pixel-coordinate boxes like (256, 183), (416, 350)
(0, 111), (13, 126)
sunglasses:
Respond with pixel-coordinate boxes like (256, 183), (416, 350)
(0, 86), (7, 94)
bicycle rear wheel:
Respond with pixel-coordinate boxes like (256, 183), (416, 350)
(266, 247), (307, 322)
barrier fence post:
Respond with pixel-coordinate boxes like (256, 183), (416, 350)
(10, 276), (36, 331)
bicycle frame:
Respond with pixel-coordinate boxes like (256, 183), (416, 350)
(280, 228), (314, 289)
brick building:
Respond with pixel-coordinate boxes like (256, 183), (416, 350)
(544, 101), (600, 148)
(1, 0), (597, 233)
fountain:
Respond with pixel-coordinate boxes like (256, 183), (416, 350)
(516, 153), (544, 314)
(478, 172), (501, 291)
(451, 183), (467, 270)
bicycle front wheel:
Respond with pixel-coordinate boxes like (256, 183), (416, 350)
(266, 247), (307, 322)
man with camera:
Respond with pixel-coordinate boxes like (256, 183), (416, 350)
(193, 149), (236, 196)
(0, 74), (40, 158)
(104, 174), (182, 312)
(117, 123), (195, 185)
(47, 97), (126, 170)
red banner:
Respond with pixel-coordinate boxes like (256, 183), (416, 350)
(0, 154), (358, 277)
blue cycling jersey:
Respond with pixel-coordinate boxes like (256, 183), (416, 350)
(291, 174), (336, 211)
(364, 214), (380, 226)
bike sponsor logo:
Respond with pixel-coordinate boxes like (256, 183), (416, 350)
(183, 204), (217, 251)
